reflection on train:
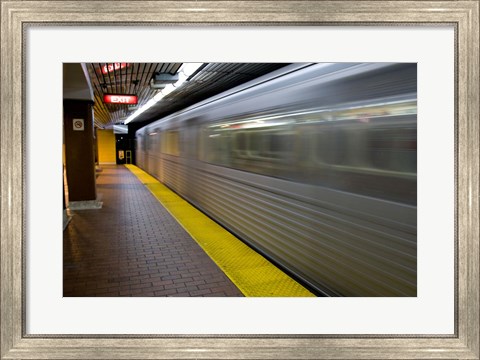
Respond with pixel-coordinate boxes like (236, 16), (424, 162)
(136, 63), (417, 296)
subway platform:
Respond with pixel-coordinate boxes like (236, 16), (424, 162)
(63, 165), (314, 297)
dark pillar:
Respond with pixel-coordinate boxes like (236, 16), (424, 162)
(63, 99), (96, 202)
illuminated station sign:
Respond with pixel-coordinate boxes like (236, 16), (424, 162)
(101, 63), (129, 74)
(103, 94), (138, 105)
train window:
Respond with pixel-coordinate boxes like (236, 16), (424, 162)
(146, 132), (152, 152)
(202, 130), (232, 166)
(147, 128), (161, 154)
(232, 129), (294, 161)
(161, 130), (180, 156)
(137, 133), (144, 151)
(271, 133), (294, 155)
(259, 132), (294, 159)
(368, 126), (417, 173)
(234, 132), (248, 154)
(203, 118), (298, 179)
(248, 132), (262, 156)
(315, 128), (347, 165)
(160, 132), (166, 153)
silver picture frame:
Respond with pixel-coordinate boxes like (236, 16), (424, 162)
(1, 1), (479, 358)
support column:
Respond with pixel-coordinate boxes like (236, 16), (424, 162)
(63, 99), (97, 204)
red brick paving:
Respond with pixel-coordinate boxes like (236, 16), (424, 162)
(63, 165), (244, 297)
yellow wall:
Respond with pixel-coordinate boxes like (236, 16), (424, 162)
(97, 129), (116, 164)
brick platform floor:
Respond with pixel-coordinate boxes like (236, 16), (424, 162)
(63, 165), (244, 297)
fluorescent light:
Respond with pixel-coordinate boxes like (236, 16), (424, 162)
(181, 62), (203, 77)
(124, 98), (156, 124)
(153, 92), (165, 102)
(161, 84), (175, 96)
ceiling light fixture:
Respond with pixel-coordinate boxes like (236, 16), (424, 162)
(150, 72), (179, 89)
(124, 63), (203, 125)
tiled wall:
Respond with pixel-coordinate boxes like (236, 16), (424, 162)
(97, 129), (116, 164)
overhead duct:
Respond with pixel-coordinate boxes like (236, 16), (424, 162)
(150, 72), (179, 89)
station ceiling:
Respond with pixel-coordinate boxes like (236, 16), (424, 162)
(85, 63), (290, 130)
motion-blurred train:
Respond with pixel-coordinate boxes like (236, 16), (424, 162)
(136, 63), (417, 296)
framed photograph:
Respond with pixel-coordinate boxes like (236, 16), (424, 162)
(1, 1), (478, 358)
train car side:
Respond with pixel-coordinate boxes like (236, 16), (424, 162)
(135, 63), (417, 296)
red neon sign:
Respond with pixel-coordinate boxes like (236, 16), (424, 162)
(101, 63), (129, 74)
(103, 94), (138, 105)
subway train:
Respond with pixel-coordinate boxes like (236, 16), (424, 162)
(135, 63), (417, 296)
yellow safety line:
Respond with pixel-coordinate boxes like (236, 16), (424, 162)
(125, 164), (315, 297)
